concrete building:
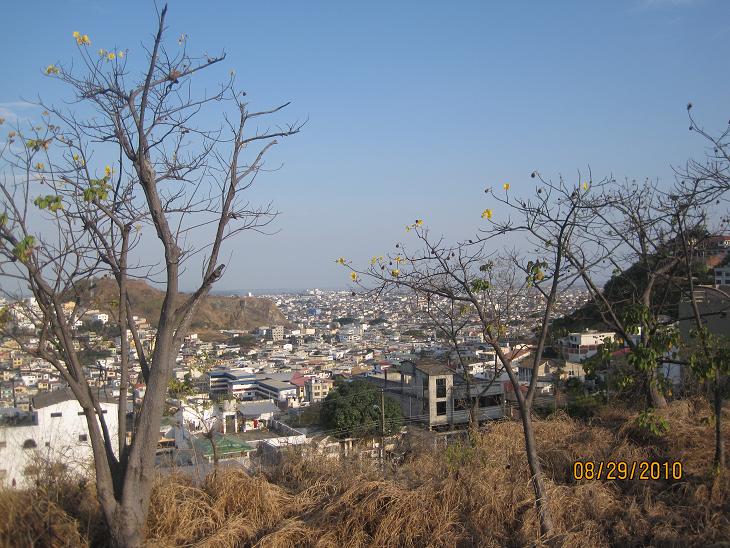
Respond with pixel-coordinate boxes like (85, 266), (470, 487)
(373, 359), (503, 430)
(679, 285), (730, 339)
(0, 388), (119, 487)
(558, 330), (620, 362)
(304, 377), (334, 403)
(268, 325), (285, 342)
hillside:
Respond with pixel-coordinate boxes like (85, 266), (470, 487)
(70, 278), (290, 338)
(3, 399), (728, 546)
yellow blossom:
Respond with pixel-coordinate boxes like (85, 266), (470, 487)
(415, 219), (423, 226)
(45, 64), (60, 75)
(405, 225), (411, 232)
(335, 257), (346, 265)
(35, 162), (45, 170)
(117, 51), (124, 58)
(503, 183), (510, 191)
(104, 165), (112, 178)
(72, 31), (80, 39)
(582, 182), (589, 190)
(481, 208), (493, 219)
(391, 269), (400, 278)
(395, 255), (403, 264)
(72, 153), (79, 162)
(370, 256), (379, 265)
(98, 48), (106, 57)
(107, 52), (116, 61)
(81, 34), (91, 46)
(350, 272), (358, 282)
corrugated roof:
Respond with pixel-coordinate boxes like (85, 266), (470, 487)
(32, 387), (117, 409)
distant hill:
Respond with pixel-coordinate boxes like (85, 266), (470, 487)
(69, 278), (290, 339)
(553, 250), (716, 334)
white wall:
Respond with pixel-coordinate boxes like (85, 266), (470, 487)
(0, 399), (118, 488)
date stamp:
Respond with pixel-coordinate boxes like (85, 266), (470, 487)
(572, 461), (683, 481)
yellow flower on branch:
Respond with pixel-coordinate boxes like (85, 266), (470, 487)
(35, 162), (45, 170)
(107, 52), (116, 61)
(481, 209), (493, 220)
(104, 165), (112, 178)
(81, 34), (91, 46)
(371, 256), (379, 265)
(335, 257), (346, 265)
(350, 272), (358, 282)
(117, 51), (125, 58)
(582, 182), (589, 191)
(45, 64), (60, 75)
(391, 269), (400, 278)
(503, 183), (510, 191)
(72, 154), (79, 162)
(72, 31), (80, 40)
(395, 255), (403, 264)
(415, 219), (423, 226)
(98, 49), (106, 57)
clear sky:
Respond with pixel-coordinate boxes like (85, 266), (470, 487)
(1, 0), (729, 292)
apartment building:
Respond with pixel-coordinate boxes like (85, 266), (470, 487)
(373, 359), (503, 430)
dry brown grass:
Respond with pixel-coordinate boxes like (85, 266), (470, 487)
(1, 398), (728, 547)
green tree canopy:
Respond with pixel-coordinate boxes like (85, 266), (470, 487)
(320, 380), (402, 438)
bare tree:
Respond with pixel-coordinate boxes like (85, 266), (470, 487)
(344, 178), (597, 539)
(0, 6), (301, 546)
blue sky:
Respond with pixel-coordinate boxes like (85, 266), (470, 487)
(1, 0), (729, 291)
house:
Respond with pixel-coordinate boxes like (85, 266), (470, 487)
(558, 330), (635, 362)
(238, 399), (280, 430)
(372, 359), (503, 430)
(0, 388), (119, 487)
(304, 377), (333, 403)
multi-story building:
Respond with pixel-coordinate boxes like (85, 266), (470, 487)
(373, 359), (503, 430)
(558, 330), (620, 363)
(304, 377), (333, 403)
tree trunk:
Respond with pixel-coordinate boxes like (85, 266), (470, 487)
(647, 369), (667, 409)
(714, 370), (725, 471)
(210, 433), (220, 469)
(516, 398), (554, 538)
(107, 501), (146, 548)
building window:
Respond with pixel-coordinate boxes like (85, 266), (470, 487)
(436, 401), (447, 416)
(22, 439), (37, 449)
(479, 395), (502, 407)
(50, 412), (62, 418)
(78, 434), (88, 442)
(45, 442), (51, 447)
(0, 441), (6, 449)
(436, 378), (446, 398)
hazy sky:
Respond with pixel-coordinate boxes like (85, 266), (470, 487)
(1, 0), (729, 292)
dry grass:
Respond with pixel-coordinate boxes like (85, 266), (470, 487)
(1, 398), (728, 547)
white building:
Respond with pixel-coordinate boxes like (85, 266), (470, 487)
(91, 313), (109, 325)
(0, 388), (119, 487)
